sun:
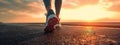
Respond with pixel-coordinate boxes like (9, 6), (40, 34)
(61, 5), (115, 22)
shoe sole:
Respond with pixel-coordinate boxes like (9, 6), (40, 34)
(44, 17), (58, 33)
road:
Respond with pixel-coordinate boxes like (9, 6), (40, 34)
(0, 24), (119, 45)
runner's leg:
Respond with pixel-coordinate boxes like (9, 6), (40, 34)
(55, 0), (62, 17)
(43, 0), (52, 13)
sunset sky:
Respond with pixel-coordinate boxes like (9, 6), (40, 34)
(0, 0), (120, 23)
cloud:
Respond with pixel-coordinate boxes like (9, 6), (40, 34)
(62, 0), (120, 12)
(0, 12), (17, 22)
(0, 0), (46, 22)
(109, 4), (120, 12)
(99, 0), (120, 12)
(62, 0), (99, 9)
(0, 0), (120, 22)
(9, 15), (45, 23)
(108, 0), (120, 12)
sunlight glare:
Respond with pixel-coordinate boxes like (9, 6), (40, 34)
(61, 5), (115, 22)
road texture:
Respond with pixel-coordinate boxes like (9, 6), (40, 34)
(19, 25), (119, 45)
(0, 24), (119, 45)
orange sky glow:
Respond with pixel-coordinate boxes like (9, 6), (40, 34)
(60, 0), (118, 22)
(0, 0), (120, 23)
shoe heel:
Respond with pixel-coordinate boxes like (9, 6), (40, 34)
(44, 17), (58, 32)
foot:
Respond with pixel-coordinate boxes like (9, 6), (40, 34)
(44, 9), (59, 33)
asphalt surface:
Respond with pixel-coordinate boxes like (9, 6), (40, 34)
(0, 24), (119, 45)
(19, 26), (119, 45)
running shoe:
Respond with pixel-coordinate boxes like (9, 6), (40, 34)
(44, 9), (59, 33)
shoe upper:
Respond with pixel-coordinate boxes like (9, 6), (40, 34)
(47, 9), (55, 18)
(45, 9), (61, 29)
(45, 9), (55, 24)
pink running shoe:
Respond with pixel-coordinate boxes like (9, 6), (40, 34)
(44, 9), (59, 33)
